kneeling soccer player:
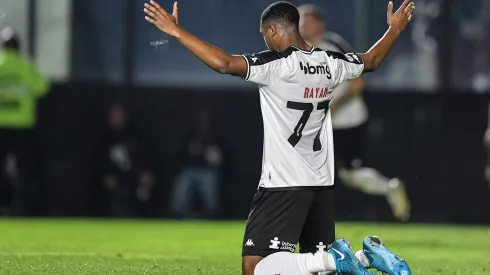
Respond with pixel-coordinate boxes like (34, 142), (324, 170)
(143, 0), (415, 274)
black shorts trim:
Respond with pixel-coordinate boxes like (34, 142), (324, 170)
(258, 185), (335, 192)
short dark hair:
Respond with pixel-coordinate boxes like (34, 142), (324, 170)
(297, 4), (324, 22)
(261, 1), (300, 29)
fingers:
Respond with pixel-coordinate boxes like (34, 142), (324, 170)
(144, 3), (161, 20)
(145, 16), (156, 24)
(399, 0), (411, 11)
(404, 2), (415, 23)
(172, 2), (179, 23)
(387, 1), (394, 16)
(150, 0), (169, 16)
(403, 2), (415, 14)
(144, 6), (157, 20)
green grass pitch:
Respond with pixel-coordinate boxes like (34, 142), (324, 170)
(0, 219), (489, 274)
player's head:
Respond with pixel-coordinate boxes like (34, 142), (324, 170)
(260, 1), (301, 51)
(298, 4), (325, 42)
(0, 27), (20, 51)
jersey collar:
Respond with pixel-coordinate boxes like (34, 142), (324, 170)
(289, 46), (316, 54)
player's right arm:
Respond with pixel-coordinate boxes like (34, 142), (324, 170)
(359, 0), (415, 72)
(143, 1), (247, 77)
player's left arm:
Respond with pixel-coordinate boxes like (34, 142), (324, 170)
(358, 0), (415, 72)
(144, 1), (247, 77)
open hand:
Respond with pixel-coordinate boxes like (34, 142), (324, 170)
(144, 1), (180, 37)
(387, 0), (415, 33)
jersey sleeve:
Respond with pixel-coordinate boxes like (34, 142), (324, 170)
(241, 50), (288, 86)
(325, 51), (364, 87)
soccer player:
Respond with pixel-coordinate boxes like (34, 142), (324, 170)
(298, 4), (411, 222)
(144, 1), (415, 274)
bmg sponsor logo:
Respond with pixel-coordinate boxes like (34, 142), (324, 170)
(299, 62), (331, 79)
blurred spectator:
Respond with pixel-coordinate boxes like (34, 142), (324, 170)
(0, 27), (49, 216)
(100, 103), (156, 217)
(0, 154), (15, 215)
(484, 102), (490, 186)
(171, 108), (225, 219)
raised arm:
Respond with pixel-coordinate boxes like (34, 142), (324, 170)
(359, 0), (415, 72)
(144, 1), (247, 77)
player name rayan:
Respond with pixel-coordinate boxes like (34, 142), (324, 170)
(304, 87), (330, 99)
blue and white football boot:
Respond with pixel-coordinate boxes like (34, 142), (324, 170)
(329, 238), (371, 275)
(362, 236), (412, 275)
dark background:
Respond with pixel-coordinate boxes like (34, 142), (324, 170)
(35, 84), (490, 223)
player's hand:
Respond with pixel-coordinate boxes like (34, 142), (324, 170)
(144, 1), (180, 37)
(387, 0), (415, 33)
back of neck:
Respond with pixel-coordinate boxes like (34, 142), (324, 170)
(278, 35), (312, 52)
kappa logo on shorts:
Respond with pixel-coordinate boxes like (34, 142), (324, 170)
(316, 242), (327, 252)
(245, 239), (255, 247)
(269, 237), (281, 249)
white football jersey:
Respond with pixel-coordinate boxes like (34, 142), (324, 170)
(242, 46), (364, 189)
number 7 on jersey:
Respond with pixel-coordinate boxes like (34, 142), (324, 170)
(287, 100), (329, 152)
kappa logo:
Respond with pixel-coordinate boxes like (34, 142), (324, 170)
(269, 237), (281, 249)
(345, 53), (362, 64)
(245, 239), (254, 247)
(251, 56), (258, 63)
(316, 242), (327, 252)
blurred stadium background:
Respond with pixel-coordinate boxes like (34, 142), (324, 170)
(0, 0), (489, 274)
